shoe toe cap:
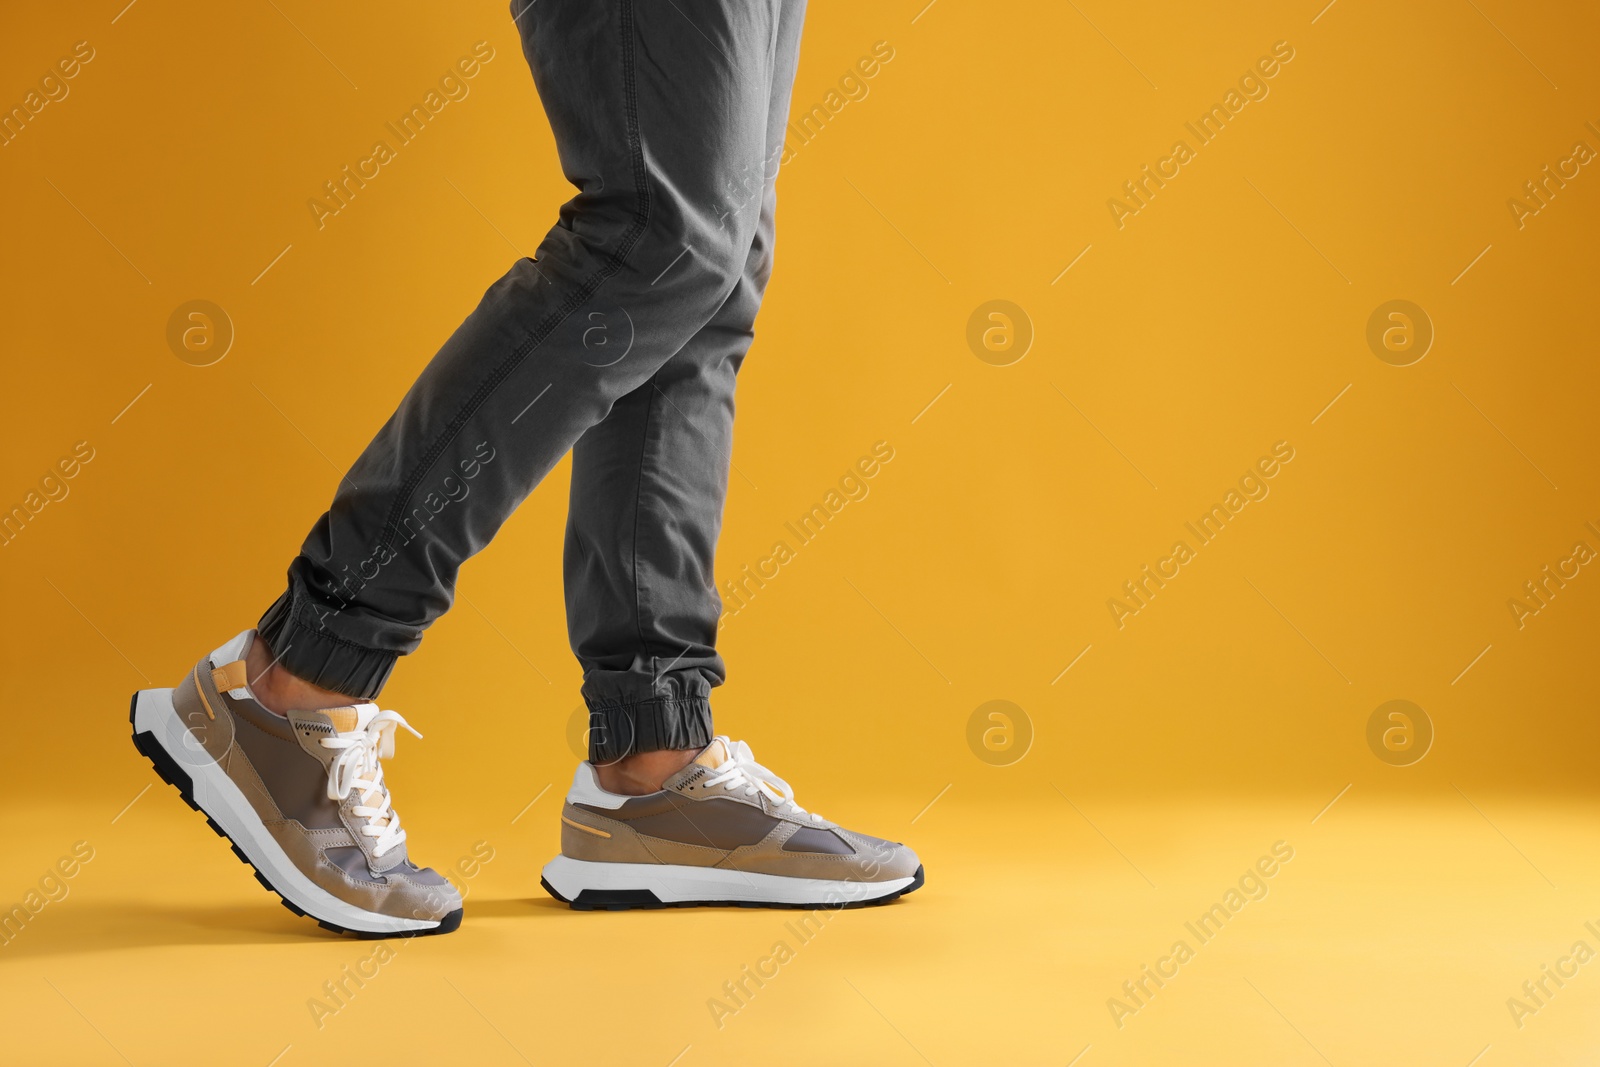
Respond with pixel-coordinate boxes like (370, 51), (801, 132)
(840, 830), (922, 881)
(388, 863), (463, 920)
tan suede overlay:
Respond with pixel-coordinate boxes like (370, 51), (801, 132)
(558, 767), (919, 884)
(170, 654), (460, 921)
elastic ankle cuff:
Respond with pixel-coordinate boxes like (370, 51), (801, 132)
(583, 696), (714, 763)
(257, 589), (397, 700)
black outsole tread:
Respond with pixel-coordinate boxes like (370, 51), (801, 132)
(128, 692), (460, 940)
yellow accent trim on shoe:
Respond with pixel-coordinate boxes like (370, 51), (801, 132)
(191, 667), (217, 720)
(692, 738), (728, 769)
(323, 707), (360, 732)
(561, 815), (612, 838)
(210, 660), (249, 692)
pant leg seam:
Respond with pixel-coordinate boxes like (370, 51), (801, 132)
(630, 378), (659, 685)
(372, 0), (652, 561)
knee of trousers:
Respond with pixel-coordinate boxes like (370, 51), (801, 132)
(659, 214), (758, 310)
(643, 173), (764, 292)
(541, 200), (756, 319)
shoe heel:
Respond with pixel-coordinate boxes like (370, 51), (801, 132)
(129, 689), (200, 811)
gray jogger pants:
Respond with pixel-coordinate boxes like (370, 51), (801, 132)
(257, 0), (808, 762)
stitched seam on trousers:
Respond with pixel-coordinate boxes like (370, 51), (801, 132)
(372, 0), (652, 558)
(631, 381), (658, 686)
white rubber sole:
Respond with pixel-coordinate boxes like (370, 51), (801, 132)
(541, 854), (920, 909)
(131, 687), (440, 935)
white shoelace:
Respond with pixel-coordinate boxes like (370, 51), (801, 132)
(701, 737), (825, 824)
(320, 708), (421, 859)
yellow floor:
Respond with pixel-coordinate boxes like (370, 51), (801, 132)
(3, 789), (1595, 1065)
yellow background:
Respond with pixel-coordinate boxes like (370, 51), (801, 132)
(3, 0), (1599, 1063)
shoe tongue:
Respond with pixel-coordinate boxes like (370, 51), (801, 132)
(321, 703), (379, 733)
(692, 738), (730, 769)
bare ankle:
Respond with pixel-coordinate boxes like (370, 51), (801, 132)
(245, 637), (357, 717)
(595, 748), (700, 795)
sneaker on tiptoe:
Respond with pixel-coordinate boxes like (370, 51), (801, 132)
(129, 630), (462, 936)
(541, 736), (924, 910)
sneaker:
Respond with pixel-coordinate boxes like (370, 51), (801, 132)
(540, 736), (924, 910)
(129, 630), (462, 936)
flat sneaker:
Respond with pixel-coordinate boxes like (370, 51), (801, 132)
(129, 629), (462, 936)
(540, 736), (924, 910)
